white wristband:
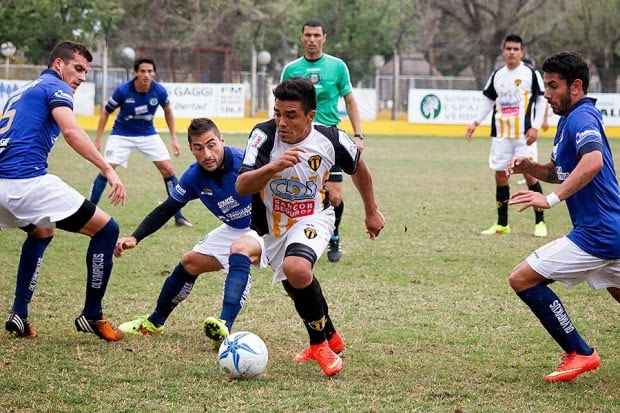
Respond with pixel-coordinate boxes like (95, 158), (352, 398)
(546, 192), (561, 208)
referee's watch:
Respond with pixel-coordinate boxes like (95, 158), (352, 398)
(353, 133), (364, 140)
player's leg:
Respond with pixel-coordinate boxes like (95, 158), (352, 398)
(326, 166), (344, 262)
(482, 138), (511, 234)
(509, 237), (600, 382)
(278, 216), (342, 376)
(204, 230), (264, 348)
(59, 200), (124, 341)
(6, 225), (54, 338)
(120, 251), (221, 336)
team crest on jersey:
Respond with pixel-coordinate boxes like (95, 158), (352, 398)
(304, 227), (318, 239)
(308, 155), (322, 172)
(308, 73), (321, 84)
(149, 98), (158, 106)
(515, 79), (522, 86)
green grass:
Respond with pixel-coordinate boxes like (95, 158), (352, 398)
(1, 133), (620, 412)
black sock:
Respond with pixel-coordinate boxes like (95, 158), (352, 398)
(282, 278), (327, 345)
(496, 185), (509, 226)
(528, 182), (545, 223)
(333, 201), (344, 237)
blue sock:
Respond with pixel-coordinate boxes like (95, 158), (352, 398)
(517, 284), (593, 355)
(164, 175), (183, 221)
(11, 235), (54, 318)
(219, 253), (252, 331)
(149, 264), (196, 326)
(82, 219), (119, 320)
(89, 174), (108, 205)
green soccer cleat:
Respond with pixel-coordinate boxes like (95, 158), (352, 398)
(203, 317), (229, 349)
(534, 221), (548, 237)
(481, 224), (511, 235)
(118, 316), (164, 336)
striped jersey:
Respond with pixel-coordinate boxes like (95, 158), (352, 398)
(482, 62), (544, 138)
(239, 119), (360, 236)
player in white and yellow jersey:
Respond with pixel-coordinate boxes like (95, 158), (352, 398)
(466, 34), (548, 237)
(230, 77), (384, 377)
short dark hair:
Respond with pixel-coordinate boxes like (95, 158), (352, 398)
(302, 18), (325, 34)
(134, 57), (156, 72)
(47, 40), (92, 68)
(503, 34), (523, 47)
(187, 118), (222, 144)
(542, 51), (590, 93)
(274, 77), (317, 113)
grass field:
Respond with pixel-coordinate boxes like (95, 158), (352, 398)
(1, 133), (620, 413)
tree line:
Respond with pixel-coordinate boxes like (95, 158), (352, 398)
(0, 0), (618, 91)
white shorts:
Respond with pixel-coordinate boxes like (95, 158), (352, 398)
(0, 174), (85, 228)
(103, 134), (170, 168)
(192, 224), (266, 273)
(526, 236), (620, 290)
(489, 137), (538, 171)
(249, 210), (335, 284)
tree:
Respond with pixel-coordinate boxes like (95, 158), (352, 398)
(0, 0), (122, 64)
(431, 0), (551, 88)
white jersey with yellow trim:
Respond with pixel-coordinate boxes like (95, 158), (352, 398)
(239, 119), (360, 237)
(481, 62), (544, 139)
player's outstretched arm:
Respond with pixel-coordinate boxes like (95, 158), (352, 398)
(350, 157), (385, 240)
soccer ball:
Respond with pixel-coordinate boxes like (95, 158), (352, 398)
(217, 331), (268, 379)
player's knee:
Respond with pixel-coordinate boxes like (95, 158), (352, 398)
(179, 252), (198, 272)
(157, 161), (175, 177)
(96, 217), (119, 239)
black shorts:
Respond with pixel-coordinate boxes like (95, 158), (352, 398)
(327, 165), (343, 183)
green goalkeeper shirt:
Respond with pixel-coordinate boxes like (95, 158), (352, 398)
(280, 53), (353, 127)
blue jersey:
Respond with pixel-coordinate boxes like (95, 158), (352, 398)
(170, 146), (251, 229)
(0, 70), (74, 179)
(106, 79), (169, 137)
(552, 97), (620, 259)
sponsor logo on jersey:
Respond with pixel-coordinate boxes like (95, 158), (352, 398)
(420, 94), (441, 120)
(273, 198), (314, 219)
(53, 89), (74, 103)
(270, 178), (317, 201)
(515, 79), (522, 86)
(125, 98), (135, 103)
(201, 187), (213, 196)
(175, 185), (186, 196)
(308, 155), (322, 171)
(135, 104), (148, 115)
(242, 129), (267, 166)
(218, 196), (240, 213)
(304, 226), (317, 239)
(576, 129), (601, 145)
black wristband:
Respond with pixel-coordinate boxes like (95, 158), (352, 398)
(353, 133), (364, 140)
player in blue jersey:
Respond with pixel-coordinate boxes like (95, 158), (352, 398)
(88, 57), (192, 227)
(0, 41), (126, 341)
(113, 118), (263, 341)
(507, 51), (620, 382)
